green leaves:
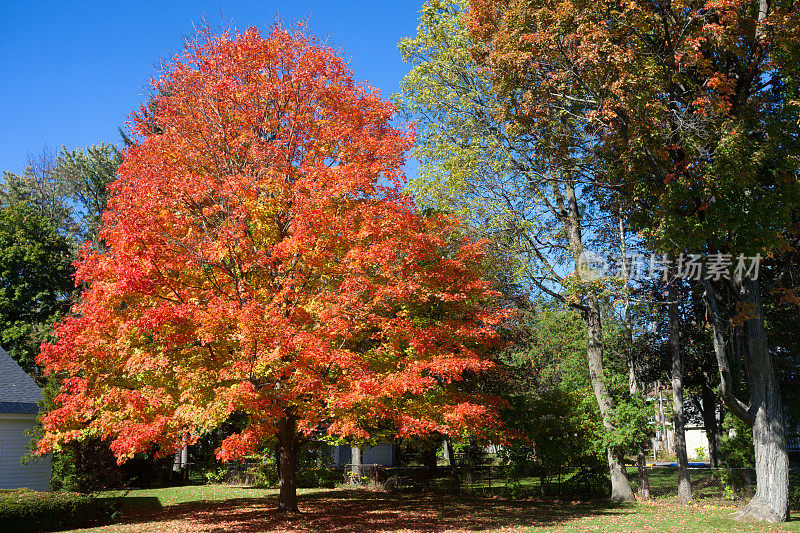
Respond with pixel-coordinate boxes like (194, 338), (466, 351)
(0, 203), (73, 376)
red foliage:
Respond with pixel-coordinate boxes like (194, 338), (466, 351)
(36, 26), (506, 463)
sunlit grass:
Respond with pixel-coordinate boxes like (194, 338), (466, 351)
(96, 483), (280, 509)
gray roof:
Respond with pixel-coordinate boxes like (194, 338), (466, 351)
(0, 346), (42, 414)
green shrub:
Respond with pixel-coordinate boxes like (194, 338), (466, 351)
(0, 489), (114, 532)
(202, 466), (227, 484)
(694, 447), (708, 461)
(555, 466), (610, 500)
(252, 459), (279, 487)
(248, 460), (341, 488)
(790, 485), (800, 510)
(718, 417), (754, 469)
(297, 467), (343, 489)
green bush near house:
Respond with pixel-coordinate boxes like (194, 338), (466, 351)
(248, 459), (342, 488)
(297, 466), (343, 488)
(0, 488), (114, 533)
(241, 441), (341, 489)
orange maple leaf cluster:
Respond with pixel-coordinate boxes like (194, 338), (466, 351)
(36, 26), (508, 463)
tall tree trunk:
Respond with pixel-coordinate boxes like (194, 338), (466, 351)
(705, 278), (789, 522)
(668, 270), (692, 502)
(445, 439), (456, 468)
(558, 179), (634, 502)
(350, 445), (362, 486)
(622, 248), (650, 502)
(628, 357), (650, 500)
(701, 382), (720, 469)
(626, 331), (650, 501)
(586, 294), (636, 502)
(172, 449), (182, 478)
(277, 417), (299, 513)
(172, 440), (188, 483)
(734, 277), (789, 522)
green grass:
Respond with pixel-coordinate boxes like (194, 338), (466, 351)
(97, 483), (282, 510)
(524, 501), (800, 532)
(64, 485), (800, 533)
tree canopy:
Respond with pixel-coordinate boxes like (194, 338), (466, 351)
(0, 203), (73, 376)
(35, 25), (506, 512)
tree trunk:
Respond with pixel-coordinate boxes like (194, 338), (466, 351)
(445, 438), (458, 494)
(172, 450), (182, 477)
(625, 302), (651, 501)
(180, 443), (189, 481)
(350, 445), (362, 486)
(586, 294), (636, 502)
(445, 439), (456, 468)
(637, 451), (650, 500)
(668, 270), (692, 502)
(277, 417), (299, 513)
(701, 382), (720, 469)
(172, 440), (188, 483)
(732, 277), (789, 522)
(557, 178), (634, 502)
(706, 278), (789, 522)
(421, 440), (439, 471)
(627, 338), (650, 501)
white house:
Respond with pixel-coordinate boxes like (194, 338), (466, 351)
(0, 346), (51, 491)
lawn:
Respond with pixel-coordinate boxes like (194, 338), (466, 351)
(61, 485), (800, 533)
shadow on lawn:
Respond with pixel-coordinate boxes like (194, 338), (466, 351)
(111, 489), (632, 533)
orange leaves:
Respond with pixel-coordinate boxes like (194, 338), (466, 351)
(771, 286), (800, 308)
(469, 0), (800, 258)
(36, 24), (504, 464)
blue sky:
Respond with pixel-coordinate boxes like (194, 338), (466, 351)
(0, 1), (423, 175)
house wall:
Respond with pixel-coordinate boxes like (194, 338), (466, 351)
(332, 443), (395, 466)
(685, 427), (710, 461)
(0, 414), (51, 491)
(363, 444), (394, 465)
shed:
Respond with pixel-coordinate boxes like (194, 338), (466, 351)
(0, 346), (51, 490)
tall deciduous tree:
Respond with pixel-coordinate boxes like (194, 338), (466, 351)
(398, 0), (636, 500)
(36, 26), (505, 512)
(468, 0), (800, 521)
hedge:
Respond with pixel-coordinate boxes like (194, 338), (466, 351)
(0, 489), (113, 532)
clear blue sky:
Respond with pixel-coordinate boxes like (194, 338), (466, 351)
(0, 1), (423, 175)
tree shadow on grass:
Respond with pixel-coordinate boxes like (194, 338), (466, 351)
(107, 489), (632, 533)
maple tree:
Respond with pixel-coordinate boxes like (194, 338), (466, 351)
(468, 0), (800, 521)
(35, 26), (505, 512)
